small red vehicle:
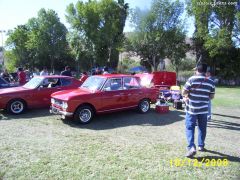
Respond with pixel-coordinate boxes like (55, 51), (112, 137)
(0, 76), (81, 114)
(50, 74), (158, 124)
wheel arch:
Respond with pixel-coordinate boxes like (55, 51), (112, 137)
(73, 102), (96, 115)
(140, 98), (151, 103)
(6, 98), (28, 109)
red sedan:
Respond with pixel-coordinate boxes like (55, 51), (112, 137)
(50, 74), (158, 124)
(0, 76), (81, 114)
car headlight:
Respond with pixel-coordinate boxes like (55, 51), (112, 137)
(62, 101), (68, 109)
(51, 98), (55, 104)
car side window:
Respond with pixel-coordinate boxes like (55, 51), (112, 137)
(103, 78), (122, 91)
(41, 78), (50, 88)
(61, 78), (72, 86)
(47, 78), (61, 88)
(123, 77), (140, 90)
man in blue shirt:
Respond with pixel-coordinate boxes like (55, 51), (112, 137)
(182, 63), (215, 157)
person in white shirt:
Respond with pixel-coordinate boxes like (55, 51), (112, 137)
(40, 67), (49, 76)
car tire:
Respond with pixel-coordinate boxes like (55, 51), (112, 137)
(7, 99), (26, 115)
(138, 99), (150, 113)
(74, 105), (94, 124)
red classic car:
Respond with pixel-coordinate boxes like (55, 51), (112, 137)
(50, 74), (159, 124)
(0, 76), (81, 114)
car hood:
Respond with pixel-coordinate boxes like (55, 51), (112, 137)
(0, 86), (29, 95)
(51, 88), (92, 101)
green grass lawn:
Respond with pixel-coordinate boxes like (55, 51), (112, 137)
(0, 87), (239, 179)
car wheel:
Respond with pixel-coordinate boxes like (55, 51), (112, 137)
(7, 99), (26, 115)
(138, 99), (150, 113)
(74, 105), (94, 124)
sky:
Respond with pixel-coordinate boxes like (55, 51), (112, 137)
(0, 0), (194, 45)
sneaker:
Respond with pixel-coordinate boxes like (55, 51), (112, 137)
(185, 147), (197, 158)
(198, 146), (206, 152)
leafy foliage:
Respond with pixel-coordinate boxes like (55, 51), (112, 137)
(126, 0), (187, 72)
(66, 0), (128, 69)
(186, 0), (240, 78)
(5, 9), (70, 72)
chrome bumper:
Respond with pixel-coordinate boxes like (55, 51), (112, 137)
(50, 106), (73, 117)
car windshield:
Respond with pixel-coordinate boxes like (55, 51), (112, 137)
(23, 77), (43, 89)
(81, 76), (106, 91)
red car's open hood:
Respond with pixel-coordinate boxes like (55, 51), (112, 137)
(51, 88), (92, 101)
(0, 86), (29, 94)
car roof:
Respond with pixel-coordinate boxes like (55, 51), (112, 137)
(34, 75), (74, 79)
(95, 74), (135, 78)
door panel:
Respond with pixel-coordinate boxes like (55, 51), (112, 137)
(98, 78), (126, 112)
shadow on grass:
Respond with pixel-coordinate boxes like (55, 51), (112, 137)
(194, 149), (240, 163)
(0, 108), (51, 121)
(62, 108), (185, 130)
(207, 119), (240, 131)
(213, 113), (240, 119)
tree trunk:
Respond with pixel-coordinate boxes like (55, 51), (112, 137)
(153, 55), (158, 72)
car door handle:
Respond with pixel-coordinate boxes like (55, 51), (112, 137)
(57, 88), (62, 90)
(128, 93), (132, 96)
(113, 93), (124, 97)
(113, 95), (121, 97)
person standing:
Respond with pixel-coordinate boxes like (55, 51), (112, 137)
(60, 66), (72, 77)
(103, 66), (109, 74)
(40, 67), (49, 76)
(206, 68), (214, 121)
(80, 72), (88, 81)
(17, 67), (26, 86)
(1, 69), (11, 82)
(182, 63), (215, 157)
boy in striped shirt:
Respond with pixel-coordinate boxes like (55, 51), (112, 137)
(182, 63), (215, 157)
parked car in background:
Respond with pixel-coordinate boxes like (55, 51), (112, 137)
(50, 74), (159, 124)
(0, 76), (82, 114)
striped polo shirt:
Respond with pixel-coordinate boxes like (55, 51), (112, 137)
(183, 74), (215, 115)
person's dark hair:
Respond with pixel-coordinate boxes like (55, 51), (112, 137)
(18, 67), (23, 72)
(103, 66), (108, 71)
(196, 63), (207, 73)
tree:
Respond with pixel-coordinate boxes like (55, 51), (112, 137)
(5, 25), (30, 68)
(127, 0), (187, 72)
(6, 9), (70, 71)
(26, 9), (69, 71)
(167, 30), (190, 77)
(66, 0), (128, 69)
(67, 30), (95, 75)
(186, 0), (240, 77)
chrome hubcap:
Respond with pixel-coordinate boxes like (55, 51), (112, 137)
(141, 101), (149, 112)
(11, 101), (24, 114)
(79, 109), (91, 122)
